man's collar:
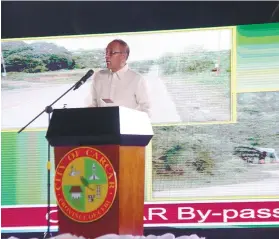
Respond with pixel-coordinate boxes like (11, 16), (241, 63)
(111, 64), (129, 76)
(118, 63), (129, 74)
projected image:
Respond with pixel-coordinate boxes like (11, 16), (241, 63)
(1, 23), (279, 233)
(1, 27), (233, 128)
(151, 91), (279, 199)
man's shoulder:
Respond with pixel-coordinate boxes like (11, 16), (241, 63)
(126, 67), (144, 80)
(95, 68), (110, 76)
(93, 69), (110, 81)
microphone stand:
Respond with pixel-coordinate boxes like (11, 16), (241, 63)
(17, 78), (87, 239)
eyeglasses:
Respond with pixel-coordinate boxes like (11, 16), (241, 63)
(105, 51), (126, 57)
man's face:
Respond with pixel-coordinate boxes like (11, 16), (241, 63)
(105, 41), (126, 72)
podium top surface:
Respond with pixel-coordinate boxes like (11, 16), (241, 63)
(46, 106), (153, 147)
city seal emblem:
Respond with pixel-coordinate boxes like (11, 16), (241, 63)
(54, 147), (117, 223)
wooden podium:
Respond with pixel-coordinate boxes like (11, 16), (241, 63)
(46, 106), (153, 239)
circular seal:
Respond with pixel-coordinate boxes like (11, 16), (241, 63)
(54, 147), (117, 223)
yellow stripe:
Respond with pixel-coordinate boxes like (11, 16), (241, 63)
(145, 141), (153, 201)
(152, 121), (236, 127)
(1, 26), (235, 42)
(47, 161), (51, 170)
(231, 26), (237, 123)
(1, 128), (47, 133)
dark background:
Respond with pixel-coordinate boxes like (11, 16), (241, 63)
(1, 1), (279, 239)
(2, 1), (279, 39)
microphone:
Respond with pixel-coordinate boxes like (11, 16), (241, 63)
(73, 69), (94, 90)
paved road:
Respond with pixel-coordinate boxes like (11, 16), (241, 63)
(153, 170), (279, 198)
(2, 82), (91, 129)
(145, 66), (181, 124)
(2, 67), (181, 128)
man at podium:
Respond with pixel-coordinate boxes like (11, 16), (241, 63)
(87, 39), (151, 117)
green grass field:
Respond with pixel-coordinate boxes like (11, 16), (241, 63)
(152, 91), (279, 192)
